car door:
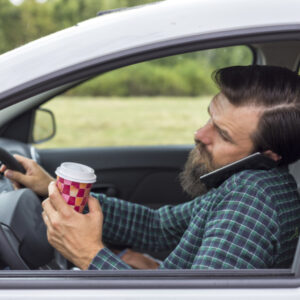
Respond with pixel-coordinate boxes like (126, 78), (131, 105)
(0, 0), (300, 298)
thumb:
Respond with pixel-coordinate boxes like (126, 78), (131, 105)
(13, 154), (32, 170)
(4, 169), (28, 185)
(87, 196), (101, 213)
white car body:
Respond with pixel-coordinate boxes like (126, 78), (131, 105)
(0, 0), (299, 299)
(0, 0), (299, 98)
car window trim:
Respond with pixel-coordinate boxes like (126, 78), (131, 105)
(0, 24), (299, 109)
(0, 269), (299, 289)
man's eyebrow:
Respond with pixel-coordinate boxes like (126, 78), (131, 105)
(207, 105), (235, 143)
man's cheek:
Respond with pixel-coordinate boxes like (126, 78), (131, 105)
(212, 150), (235, 169)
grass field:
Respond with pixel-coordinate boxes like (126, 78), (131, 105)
(36, 96), (211, 148)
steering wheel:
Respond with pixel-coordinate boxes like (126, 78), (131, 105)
(0, 148), (67, 270)
(0, 148), (26, 174)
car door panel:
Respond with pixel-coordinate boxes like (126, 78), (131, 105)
(37, 146), (193, 208)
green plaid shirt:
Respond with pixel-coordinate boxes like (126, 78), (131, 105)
(89, 166), (300, 270)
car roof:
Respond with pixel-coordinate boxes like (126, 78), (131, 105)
(0, 0), (299, 101)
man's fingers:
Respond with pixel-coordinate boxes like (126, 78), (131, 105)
(4, 169), (27, 185)
(48, 181), (72, 216)
(13, 154), (32, 169)
(42, 211), (55, 245)
(42, 198), (57, 222)
(0, 164), (6, 173)
(42, 211), (51, 229)
(87, 196), (101, 213)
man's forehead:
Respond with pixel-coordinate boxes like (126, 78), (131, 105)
(209, 93), (263, 114)
(208, 92), (262, 140)
(209, 93), (229, 113)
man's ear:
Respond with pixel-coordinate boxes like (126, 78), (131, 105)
(263, 150), (282, 162)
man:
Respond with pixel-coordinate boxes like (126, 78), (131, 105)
(2, 65), (300, 270)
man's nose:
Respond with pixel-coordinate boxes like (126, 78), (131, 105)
(194, 122), (213, 145)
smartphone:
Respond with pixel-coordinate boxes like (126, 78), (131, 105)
(199, 152), (278, 189)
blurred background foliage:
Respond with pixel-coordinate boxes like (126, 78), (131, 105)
(0, 0), (252, 97)
(0, 0), (159, 54)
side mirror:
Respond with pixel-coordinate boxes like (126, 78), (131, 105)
(31, 108), (56, 144)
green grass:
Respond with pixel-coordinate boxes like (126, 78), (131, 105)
(36, 96), (211, 148)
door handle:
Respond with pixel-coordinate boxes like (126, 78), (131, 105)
(92, 183), (118, 197)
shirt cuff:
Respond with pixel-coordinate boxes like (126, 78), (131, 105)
(88, 247), (132, 270)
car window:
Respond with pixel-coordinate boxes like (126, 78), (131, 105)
(35, 45), (253, 149)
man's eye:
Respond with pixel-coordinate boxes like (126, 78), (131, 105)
(212, 123), (233, 143)
(220, 134), (229, 142)
(218, 130), (230, 142)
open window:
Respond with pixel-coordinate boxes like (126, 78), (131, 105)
(35, 45), (253, 149)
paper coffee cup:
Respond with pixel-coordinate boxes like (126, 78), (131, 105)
(55, 162), (97, 213)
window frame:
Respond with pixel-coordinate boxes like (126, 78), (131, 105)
(1, 24), (300, 109)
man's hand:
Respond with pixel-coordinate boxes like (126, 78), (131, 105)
(0, 154), (54, 197)
(42, 182), (104, 270)
(120, 249), (159, 269)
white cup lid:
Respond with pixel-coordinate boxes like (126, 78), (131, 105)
(55, 162), (97, 183)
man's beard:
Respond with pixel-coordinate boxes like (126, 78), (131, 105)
(179, 140), (215, 198)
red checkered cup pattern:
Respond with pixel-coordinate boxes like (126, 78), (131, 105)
(56, 176), (92, 213)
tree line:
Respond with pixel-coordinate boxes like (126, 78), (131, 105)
(0, 0), (157, 54)
(0, 0), (252, 97)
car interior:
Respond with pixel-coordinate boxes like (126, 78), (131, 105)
(0, 39), (299, 277)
